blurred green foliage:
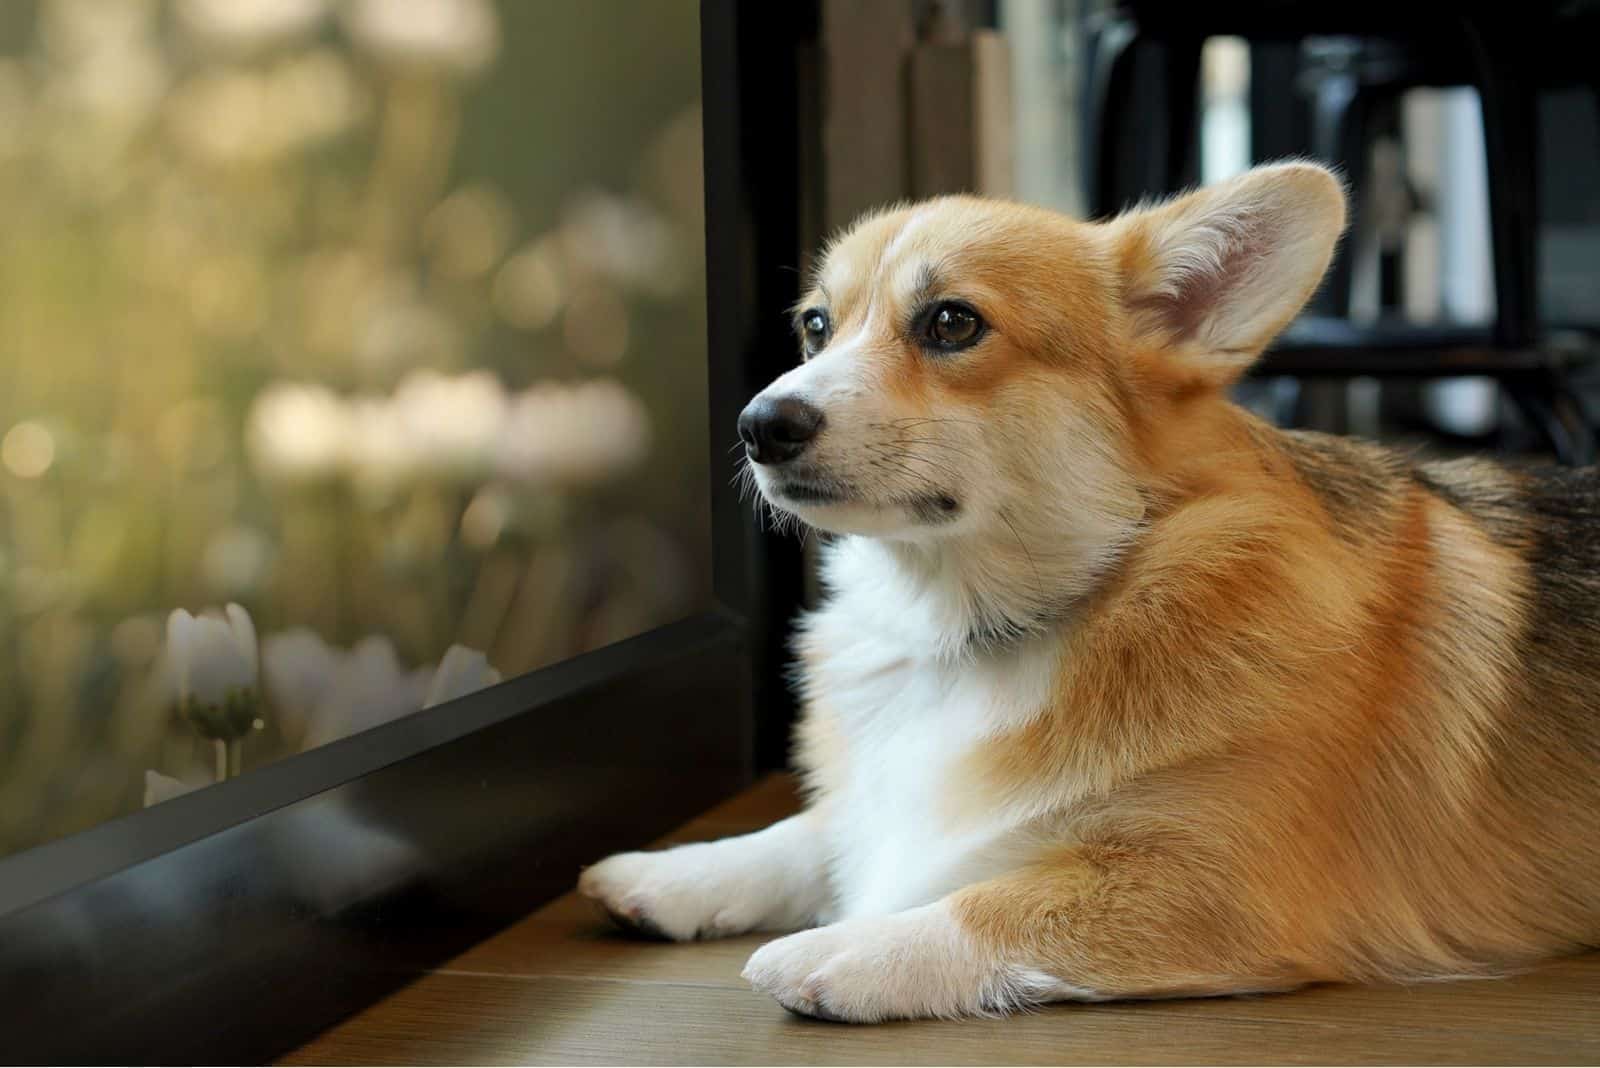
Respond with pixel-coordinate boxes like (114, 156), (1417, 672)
(0, 0), (711, 856)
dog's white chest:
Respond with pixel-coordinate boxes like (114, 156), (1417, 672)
(805, 604), (1062, 920)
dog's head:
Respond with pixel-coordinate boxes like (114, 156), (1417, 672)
(739, 163), (1345, 565)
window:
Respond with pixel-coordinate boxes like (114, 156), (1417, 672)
(0, 0), (711, 860)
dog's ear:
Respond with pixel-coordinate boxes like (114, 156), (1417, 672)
(1110, 162), (1346, 383)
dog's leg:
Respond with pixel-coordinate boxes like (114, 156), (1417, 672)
(743, 846), (1304, 1022)
(578, 811), (833, 942)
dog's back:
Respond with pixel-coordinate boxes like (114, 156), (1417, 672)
(1139, 423), (1600, 983)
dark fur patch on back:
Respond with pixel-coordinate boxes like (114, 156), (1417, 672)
(1412, 456), (1600, 762)
(1268, 427), (1598, 748)
(1266, 428), (1413, 547)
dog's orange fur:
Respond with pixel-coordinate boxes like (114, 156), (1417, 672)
(947, 434), (1546, 995)
(790, 165), (1600, 998)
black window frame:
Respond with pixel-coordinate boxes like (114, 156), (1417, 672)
(0, 2), (807, 1060)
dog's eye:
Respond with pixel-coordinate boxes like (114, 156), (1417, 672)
(800, 309), (830, 356)
(927, 302), (984, 350)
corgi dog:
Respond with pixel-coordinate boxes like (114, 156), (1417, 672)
(578, 162), (1600, 1022)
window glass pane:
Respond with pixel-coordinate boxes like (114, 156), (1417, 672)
(0, 0), (709, 855)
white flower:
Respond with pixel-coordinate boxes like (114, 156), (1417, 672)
(423, 644), (501, 709)
(248, 374), (526, 491)
(246, 383), (350, 484)
(343, 395), (421, 497)
(495, 379), (651, 486)
(389, 370), (508, 481)
(143, 769), (204, 807)
(301, 635), (431, 750)
(176, 0), (327, 52)
(264, 630), (502, 747)
(261, 626), (343, 741)
(344, 0), (500, 77)
(560, 192), (681, 295)
(167, 604), (258, 703)
(166, 604), (260, 740)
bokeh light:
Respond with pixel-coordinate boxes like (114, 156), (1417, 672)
(3, 422), (57, 479)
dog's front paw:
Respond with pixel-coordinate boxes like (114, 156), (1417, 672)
(742, 923), (864, 1020)
(742, 903), (1035, 1023)
(577, 844), (766, 942)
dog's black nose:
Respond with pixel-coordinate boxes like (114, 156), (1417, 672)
(737, 395), (824, 465)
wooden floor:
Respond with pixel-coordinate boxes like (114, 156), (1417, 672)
(287, 776), (1600, 1066)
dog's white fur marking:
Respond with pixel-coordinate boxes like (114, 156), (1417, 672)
(800, 596), (1066, 919)
(578, 549), (1089, 1017)
(577, 813), (832, 941)
(578, 618), (1069, 936)
(742, 900), (1103, 1022)
(580, 551), (1092, 1018)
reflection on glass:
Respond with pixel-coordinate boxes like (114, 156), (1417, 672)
(0, 0), (710, 857)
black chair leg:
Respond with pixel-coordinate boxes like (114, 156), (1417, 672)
(1463, 16), (1540, 352)
(1082, 17), (1201, 218)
